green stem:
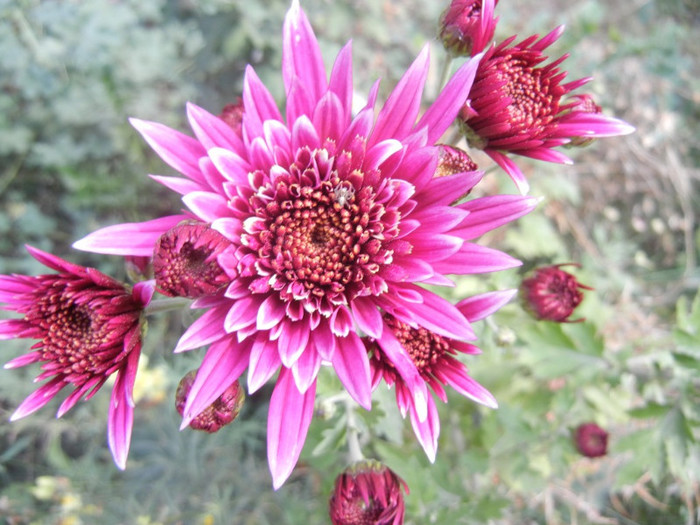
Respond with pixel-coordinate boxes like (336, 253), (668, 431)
(345, 399), (365, 463)
(145, 297), (192, 315)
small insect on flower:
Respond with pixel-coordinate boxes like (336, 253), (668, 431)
(333, 183), (355, 208)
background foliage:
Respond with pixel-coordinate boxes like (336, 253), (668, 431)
(1, 0), (698, 523)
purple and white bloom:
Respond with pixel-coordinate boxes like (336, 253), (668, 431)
(74, 0), (535, 488)
(0, 246), (153, 469)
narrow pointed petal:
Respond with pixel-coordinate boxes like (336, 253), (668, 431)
(408, 394), (440, 463)
(454, 195), (538, 240)
(487, 150), (530, 194)
(248, 335), (282, 393)
(416, 53), (482, 144)
(107, 373), (134, 470)
(130, 118), (206, 184)
(328, 41), (353, 126)
(402, 285), (475, 340)
(73, 215), (188, 256)
(278, 319), (311, 367)
(181, 337), (251, 427)
(10, 380), (65, 421)
(175, 304), (228, 352)
(3, 350), (41, 368)
(243, 65), (284, 138)
(457, 289), (518, 322)
(292, 344), (322, 394)
(351, 296), (382, 339)
(443, 363), (498, 408)
(283, 0), (328, 114)
(186, 102), (243, 152)
(332, 333), (372, 410)
(267, 368), (316, 490)
(432, 243), (522, 275)
(371, 45), (430, 145)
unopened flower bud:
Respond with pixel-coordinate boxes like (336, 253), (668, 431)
(175, 370), (245, 433)
(565, 94), (604, 147)
(219, 97), (245, 136)
(439, 0), (499, 57)
(329, 460), (408, 525)
(521, 264), (591, 322)
(574, 423), (608, 458)
(153, 221), (231, 298)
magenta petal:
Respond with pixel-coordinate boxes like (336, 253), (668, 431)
(432, 243), (522, 275)
(73, 215), (188, 256)
(277, 319), (310, 367)
(183, 191), (231, 223)
(418, 171), (483, 207)
(257, 294), (286, 331)
(376, 328), (429, 422)
(10, 379), (65, 421)
(283, 0), (328, 116)
(402, 285), (475, 340)
(332, 333), (372, 410)
(129, 118), (206, 184)
(457, 289), (517, 322)
(408, 393), (440, 463)
(186, 102), (243, 153)
(292, 344), (322, 394)
(181, 336), (251, 428)
(248, 335), (282, 393)
(350, 296), (382, 339)
(243, 65), (284, 138)
(442, 363), (498, 408)
(208, 147), (251, 187)
(267, 367), (316, 490)
(328, 41), (353, 126)
(175, 303), (228, 352)
(416, 53), (481, 144)
(487, 150), (530, 194)
(3, 350), (41, 368)
(150, 175), (203, 195)
(454, 195), (538, 240)
(371, 45), (430, 145)
(107, 372), (134, 470)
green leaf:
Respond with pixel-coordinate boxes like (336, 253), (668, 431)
(628, 403), (670, 420)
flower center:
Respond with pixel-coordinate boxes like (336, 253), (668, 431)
(499, 52), (559, 135)
(386, 315), (451, 379)
(244, 146), (397, 316)
(29, 283), (131, 381)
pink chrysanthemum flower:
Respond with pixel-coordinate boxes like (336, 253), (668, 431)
(329, 460), (408, 525)
(439, 0), (499, 57)
(460, 27), (635, 193)
(368, 290), (513, 461)
(74, 0), (536, 487)
(0, 246), (154, 469)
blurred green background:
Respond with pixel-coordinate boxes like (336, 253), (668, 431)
(0, 0), (699, 523)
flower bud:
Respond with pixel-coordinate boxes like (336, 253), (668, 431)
(439, 0), (499, 57)
(329, 460), (408, 525)
(219, 97), (244, 136)
(153, 221), (231, 298)
(521, 264), (591, 322)
(175, 370), (245, 433)
(574, 423), (608, 458)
